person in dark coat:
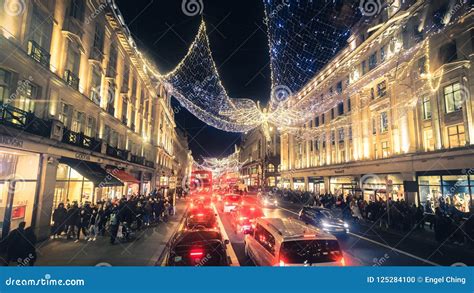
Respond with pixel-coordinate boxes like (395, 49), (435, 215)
(77, 203), (91, 241)
(51, 203), (67, 238)
(66, 202), (80, 240)
(22, 227), (37, 266)
(5, 221), (26, 265)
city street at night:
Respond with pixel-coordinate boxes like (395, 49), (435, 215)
(1, 0), (474, 290)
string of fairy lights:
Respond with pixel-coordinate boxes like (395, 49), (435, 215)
(193, 148), (246, 178)
(122, 0), (471, 139)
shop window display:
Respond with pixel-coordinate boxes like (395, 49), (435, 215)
(419, 175), (472, 213)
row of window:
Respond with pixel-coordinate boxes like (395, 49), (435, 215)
(422, 82), (465, 120)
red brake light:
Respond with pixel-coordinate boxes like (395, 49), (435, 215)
(197, 213), (204, 217)
(250, 207), (255, 211)
(225, 202), (229, 205)
(340, 257), (346, 266)
(239, 216), (248, 221)
(279, 259), (285, 267)
(190, 250), (204, 257)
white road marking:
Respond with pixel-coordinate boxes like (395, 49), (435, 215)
(348, 232), (440, 266)
(277, 204), (439, 266)
(213, 204), (240, 266)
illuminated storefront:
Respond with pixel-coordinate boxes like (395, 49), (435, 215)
(293, 178), (305, 190)
(53, 158), (123, 207)
(308, 177), (325, 194)
(361, 174), (404, 202)
(329, 176), (356, 196)
(0, 148), (40, 238)
(418, 171), (473, 213)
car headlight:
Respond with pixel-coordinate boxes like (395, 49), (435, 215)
(343, 222), (349, 228)
(264, 199), (268, 205)
(274, 200), (278, 204)
(322, 221), (330, 228)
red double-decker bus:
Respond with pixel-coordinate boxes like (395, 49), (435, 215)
(190, 170), (213, 196)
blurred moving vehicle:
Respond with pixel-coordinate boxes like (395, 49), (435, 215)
(244, 217), (345, 266)
(222, 194), (242, 213)
(189, 195), (212, 210)
(185, 208), (218, 230)
(165, 229), (231, 266)
(190, 170), (212, 196)
(231, 204), (264, 234)
(258, 192), (278, 208)
(298, 206), (349, 235)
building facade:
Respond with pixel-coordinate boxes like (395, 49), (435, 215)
(280, 0), (474, 213)
(240, 125), (281, 189)
(0, 0), (180, 239)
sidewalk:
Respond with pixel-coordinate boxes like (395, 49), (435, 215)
(34, 199), (187, 266)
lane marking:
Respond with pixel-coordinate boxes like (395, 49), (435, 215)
(213, 204), (240, 266)
(348, 232), (440, 266)
(277, 203), (439, 266)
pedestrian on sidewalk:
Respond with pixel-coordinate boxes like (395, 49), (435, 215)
(109, 208), (119, 244)
(88, 208), (99, 241)
(4, 222), (26, 265)
(22, 227), (37, 266)
(77, 203), (91, 241)
(66, 202), (79, 240)
(51, 203), (67, 238)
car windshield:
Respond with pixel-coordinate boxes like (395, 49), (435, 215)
(280, 240), (342, 264)
(187, 213), (216, 228)
(316, 209), (334, 219)
(178, 231), (222, 244)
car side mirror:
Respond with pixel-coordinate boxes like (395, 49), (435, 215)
(224, 239), (230, 245)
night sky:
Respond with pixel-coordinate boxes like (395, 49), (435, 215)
(115, 0), (271, 160)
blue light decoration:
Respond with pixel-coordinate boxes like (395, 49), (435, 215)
(264, 0), (361, 109)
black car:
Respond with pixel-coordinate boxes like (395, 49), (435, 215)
(165, 229), (230, 266)
(298, 206), (349, 235)
(185, 208), (217, 230)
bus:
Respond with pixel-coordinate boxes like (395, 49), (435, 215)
(190, 170), (213, 196)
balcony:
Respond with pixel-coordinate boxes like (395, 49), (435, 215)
(145, 160), (155, 168)
(121, 116), (127, 125)
(130, 154), (145, 165)
(106, 145), (129, 161)
(27, 40), (50, 68)
(62, 128), (101, 151)
(89, 46), (104, 63)
(64, 70), (80, 90)
(0, 104), (51, 137)
(130, 123), (135, 132)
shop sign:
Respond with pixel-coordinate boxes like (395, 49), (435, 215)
(75, 153), (91, 161)
(0, 135), (23, 148)
(334, 169), (345, 174)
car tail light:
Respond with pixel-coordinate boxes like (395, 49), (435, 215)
(239, 216), (248, 221)
(190, 250), (204, 257)
(225, 202), (229, 205)
(250, 207), (255, 211)
(340, 257), (346, 266)
(278, 259), (286, 267)
(197, 213), (204, 217)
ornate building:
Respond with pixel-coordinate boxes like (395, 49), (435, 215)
(280, 0), (474, 213)
(0, 0), (182, 239)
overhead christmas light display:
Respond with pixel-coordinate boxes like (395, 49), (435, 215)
(193, 147), (246, 178)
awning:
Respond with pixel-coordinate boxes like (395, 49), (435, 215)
(106, 168), (140, 184)
(59, 158), (123, 187)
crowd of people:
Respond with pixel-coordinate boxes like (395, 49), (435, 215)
(1, 188), (180, 266)
(270, 188), (474, 247)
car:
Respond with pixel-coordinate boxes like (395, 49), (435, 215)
(165, 229), (231, 266)
(185, 208), (218, 230)
(258, 192), (278, 208)
(298, 206), (349, 235)
(189, 195), (212, 210)
(222, 194), (242, 213)
(231, 204), (264, 234)
(244, 217), (345, 266)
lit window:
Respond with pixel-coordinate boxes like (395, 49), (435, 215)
(377, 81), (387, 97)
(447, 124), (465, 148)
(423, 129), (434, 151)
(381, 141), (390, 158)
(444, 82), (464, 113)
(380, 112), (388, 133)
(422, 96), (432, 120)
(267, 164), (275, 172)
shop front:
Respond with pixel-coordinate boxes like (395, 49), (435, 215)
(106, 167), (140, 197)
(0, 147), (41, 238)
(53, 158), (123, 208)
(293, 178), (305, 191)
(308, 177), (325, 194)
(361, 174), (404, 202)
(418, 170), (473, 213)
(329, 176), (356, 196)
(281, 178), (290, 189)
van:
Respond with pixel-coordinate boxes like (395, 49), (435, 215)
(244, 217), (345, 266)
